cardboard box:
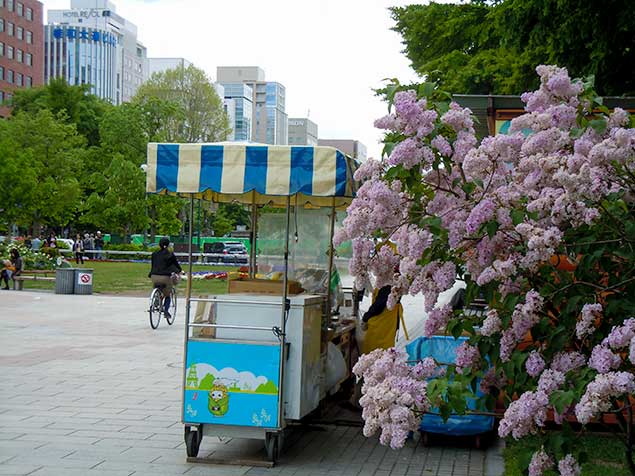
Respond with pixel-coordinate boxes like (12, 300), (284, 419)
(228, 278), (304, 295)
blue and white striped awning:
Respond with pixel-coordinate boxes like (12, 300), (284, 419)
(146, 143), (358, 208)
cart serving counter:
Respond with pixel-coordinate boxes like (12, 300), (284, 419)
(145, 143), (358, 463)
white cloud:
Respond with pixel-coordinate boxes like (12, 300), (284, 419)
(192, 363), (269, 391)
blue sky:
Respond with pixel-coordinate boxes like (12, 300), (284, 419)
(42, 0), (422, 159)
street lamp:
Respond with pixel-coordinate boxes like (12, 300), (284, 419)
(140, 164), (149, 246)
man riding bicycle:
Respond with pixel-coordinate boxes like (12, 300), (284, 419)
(148, 238), (182, 319)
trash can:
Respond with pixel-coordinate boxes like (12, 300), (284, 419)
(74, 268), (94, 295)
(55, 268), (75, 294)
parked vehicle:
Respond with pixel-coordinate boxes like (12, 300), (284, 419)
(204, 241), (248, 264)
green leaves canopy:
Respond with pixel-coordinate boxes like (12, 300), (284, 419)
(391, 0), (635, 95)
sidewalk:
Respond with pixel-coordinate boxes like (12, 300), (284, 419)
(0, 291), (501, 476)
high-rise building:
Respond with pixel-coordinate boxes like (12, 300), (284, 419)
(318, 139), (367, 161)
(0, 0), (44, 117)
(220, 82), (252, 141)
(217, 66), (288, 145)
(147, 57), (191, 77)
(288, 118), (318, 146)
(45, 0), (148, 104)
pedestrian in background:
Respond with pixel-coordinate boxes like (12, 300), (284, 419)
(94, 231), (104, 260)
(73, 233), (85, 264)
(46, 233), (57, 249)
(24, 236), (32, 249)
(31, 235), (42, 250)
(83, 233), (92, 259)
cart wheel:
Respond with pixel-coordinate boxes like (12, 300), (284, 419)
(475, 435), (481, 449)
(185, 426), (201, 457)
(264, 432), (280, 462)
(420, 431), (430, 447)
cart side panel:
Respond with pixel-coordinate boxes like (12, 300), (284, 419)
(183, 340), (280, 427)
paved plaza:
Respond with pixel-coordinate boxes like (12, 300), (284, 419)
(0, 290), (503, 476)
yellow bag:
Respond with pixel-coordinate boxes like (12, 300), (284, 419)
(361, 289), (404, 354)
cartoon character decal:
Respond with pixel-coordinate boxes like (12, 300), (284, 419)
(208, 383), (230, 416)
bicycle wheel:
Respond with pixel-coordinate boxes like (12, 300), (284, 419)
(166, 288), (177, 325)
(149, 288), (163, 329)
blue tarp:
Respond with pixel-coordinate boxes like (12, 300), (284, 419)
(406, 335), (495, 436)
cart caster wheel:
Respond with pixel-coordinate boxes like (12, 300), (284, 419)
(475, 435), (481, 449)
(185, 426), (202, 457)
(420, 431), (430, 447)
(265, 432), (280, 462)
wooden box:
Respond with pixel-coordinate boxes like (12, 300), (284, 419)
(228, 278), (304, 296)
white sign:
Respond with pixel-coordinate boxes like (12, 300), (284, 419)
(77, 272), (92, 285)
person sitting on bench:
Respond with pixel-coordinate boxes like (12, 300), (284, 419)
(1, 248), (23, 290)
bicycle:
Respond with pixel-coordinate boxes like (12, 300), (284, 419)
(149, 284), (177, 329)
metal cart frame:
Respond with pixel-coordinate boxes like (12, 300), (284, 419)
(146, 143), (358, 463)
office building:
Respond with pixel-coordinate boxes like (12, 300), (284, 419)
(219, 82), (252, 141)
(217, 66), (288, 145)
(288, 117), (318, 146)
(45, 0), (148, 104)
(0, 0), (44, 117)
(318, 139), (367, 161)
(148, 57), (191, 77)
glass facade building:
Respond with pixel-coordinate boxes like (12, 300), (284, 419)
(46, 1), (148, 105)
(44, 24), (117, 101)
(264, 82), (287, 145)
(220, 82), (253, 142)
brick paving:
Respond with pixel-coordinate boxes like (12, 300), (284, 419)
(0, 290), (502, 476)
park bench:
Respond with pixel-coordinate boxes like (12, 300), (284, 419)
(13, 270), (56, 291)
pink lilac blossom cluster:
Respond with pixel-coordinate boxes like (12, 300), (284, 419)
(576, 303), (603, 339)
(575, 372), (635, 424)
(352, 348), (431, 449)
(525, 351), (546, 377)
(528, 448), (553, 476)
(455, 342), (480, 373)
(344, 65), (635, 461)
(479, 309), (502, 336)
(558, 454), (581, 476)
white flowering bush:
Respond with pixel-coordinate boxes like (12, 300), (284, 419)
(0, 241), (56, 269)
(342, 66), (635, 475)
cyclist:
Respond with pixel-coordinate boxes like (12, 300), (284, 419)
(148, 238), (182, 319)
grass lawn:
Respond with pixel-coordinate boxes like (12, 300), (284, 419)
(19, 261), (232, 296)
(504, 433), (629, 476)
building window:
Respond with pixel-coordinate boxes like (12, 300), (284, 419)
(25, 75), (31, 87)
(26, 7), (32, 21)
(26, 30), (32, 44)
(7, 70), (13, 84)
(25, 52), (31, 66)
(7, 0), (13, 11)
(16, 49), (22, 63)
(16, 72), (22, 86)
(7, 45), (13, 59)
(0, 66), (3, 80)
(0, 42), (3, 56)
(8, 22), (14, 36)
(16, 2), (22, 16)
(0, 91), (4, 103)
(0, 19), (4, 33)
(17, 26), (23, 40)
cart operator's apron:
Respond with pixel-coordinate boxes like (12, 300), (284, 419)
(361, 286), (406, 354)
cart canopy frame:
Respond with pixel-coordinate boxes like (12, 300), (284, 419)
(146, 143), (358, 208)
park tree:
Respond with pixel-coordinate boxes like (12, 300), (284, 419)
(0, 110), (86, 234)
(82, 155), (148, 236)
(10, 78), (111, 146)
(133, 64), (231, 142)
(390, 0), (635, 95)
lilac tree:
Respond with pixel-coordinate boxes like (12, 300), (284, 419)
(338, 66), (635, 475)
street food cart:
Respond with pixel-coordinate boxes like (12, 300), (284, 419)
(145, 143), (359, 462)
